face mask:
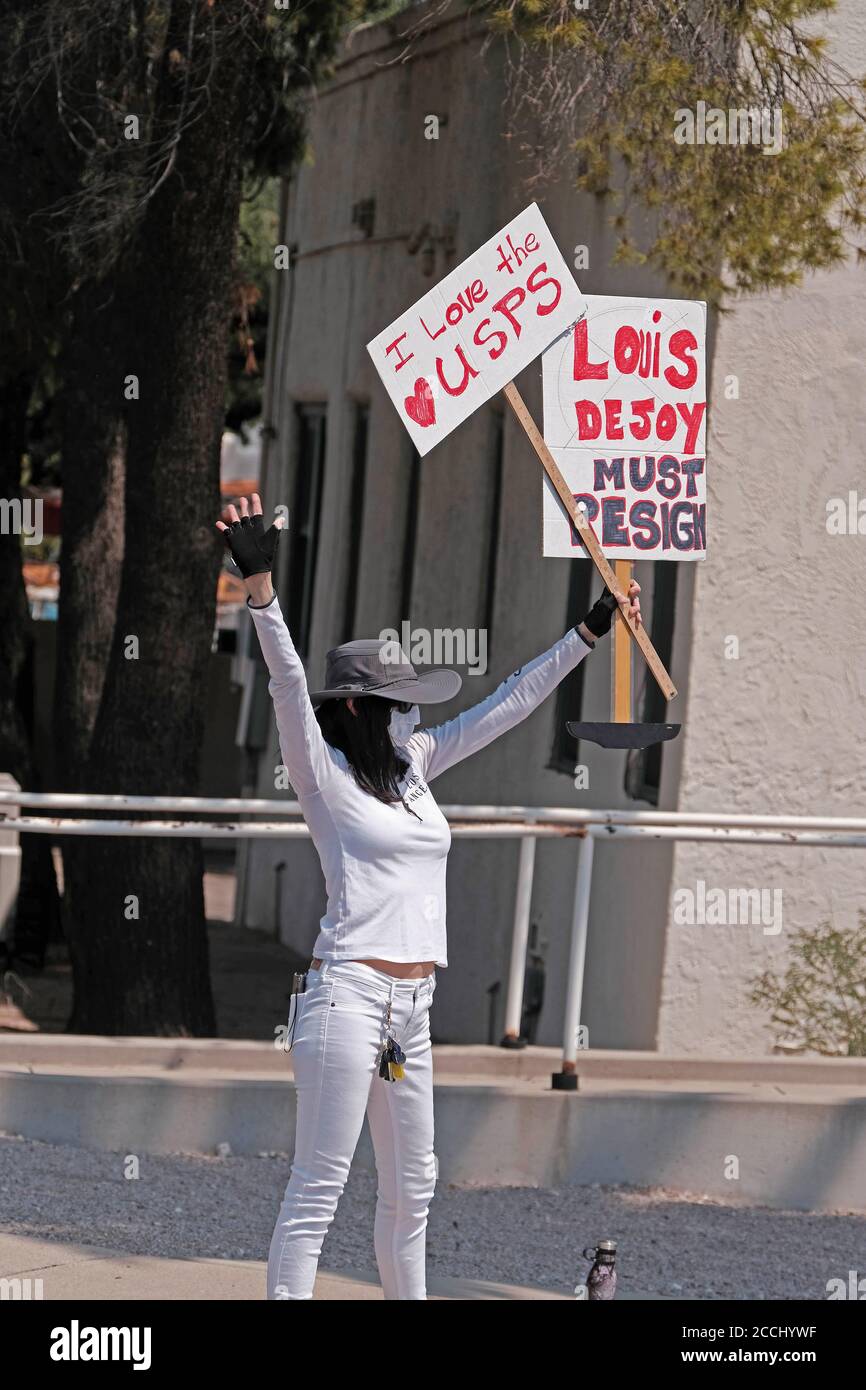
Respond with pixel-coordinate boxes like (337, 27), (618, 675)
(388, 704), (420, 746)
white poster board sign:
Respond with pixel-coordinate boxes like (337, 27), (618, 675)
(542, 295), (707, 560)
(367, 204), (585, 456)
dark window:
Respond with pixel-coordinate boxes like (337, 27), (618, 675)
(287, 403), (326, 657)
(483, 409), (505, 645)
(342, 403), (369, 641)
(548, 559), (593, 773)
(400, 445), (421, 623)
(625, 562), (678, 804)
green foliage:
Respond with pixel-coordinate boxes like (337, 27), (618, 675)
(749, 917), (866, 1056)
(0, 1), (354, 453)
(0, 0), (354, 281)
(488, 0), (866, 305)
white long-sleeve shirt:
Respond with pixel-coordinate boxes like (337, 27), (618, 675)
(249, 595), (593, 967)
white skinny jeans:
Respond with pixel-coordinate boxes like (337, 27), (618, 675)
(269, 959), (437, 1300)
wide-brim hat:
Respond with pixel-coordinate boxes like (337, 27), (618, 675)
(309, 638), (462, 707)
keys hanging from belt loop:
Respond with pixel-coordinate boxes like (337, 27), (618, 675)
(378, 996), (406, 1082)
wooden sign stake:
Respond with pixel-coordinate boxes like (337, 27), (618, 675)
(612, 559), (633, 722)
(502, 380), (677, 701)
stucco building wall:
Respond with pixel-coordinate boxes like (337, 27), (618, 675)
(658, 0), (866, 1053)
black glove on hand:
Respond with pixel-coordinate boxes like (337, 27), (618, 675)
(221, 514), (282, 578)
(580, 587), (621, 640)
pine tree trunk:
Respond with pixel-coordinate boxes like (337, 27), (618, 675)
(0, 370), (62, 966)
(0, 372), (34, 783)
(55, 285), (126, 790)
(62, 3), (249, 1034)
(55, 284), (128, 988)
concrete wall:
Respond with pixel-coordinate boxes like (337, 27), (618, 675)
(4, 1038), (864, 1211)
(658, 1), (866, 1055)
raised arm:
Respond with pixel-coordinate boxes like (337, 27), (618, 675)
(407, 582), (642, 783)
(217, 496), (335, 797)
(407, 628), (593, 782)
(247, 589), (337, 797)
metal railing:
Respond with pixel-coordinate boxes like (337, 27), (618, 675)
(3, 788), (866, 1086)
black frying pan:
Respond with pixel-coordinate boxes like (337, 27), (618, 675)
(566, 721), (681, 750)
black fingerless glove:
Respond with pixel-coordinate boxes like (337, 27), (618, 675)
(580, 587), (620, 639)
(221, 514), (282, 578)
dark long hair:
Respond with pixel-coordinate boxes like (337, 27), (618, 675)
(315, 697), (410, 803)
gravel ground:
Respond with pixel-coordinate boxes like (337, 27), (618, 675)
(1, 1134), (863, 1300)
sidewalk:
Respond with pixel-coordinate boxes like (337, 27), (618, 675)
(0, 1231), (635, 1300)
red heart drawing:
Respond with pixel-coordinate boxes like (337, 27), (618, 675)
(404, 377), (436, 428)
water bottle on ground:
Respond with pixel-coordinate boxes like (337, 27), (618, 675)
(582, 1240), (617, 1300)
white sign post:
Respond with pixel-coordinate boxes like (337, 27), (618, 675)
(367, 209), (678, 701)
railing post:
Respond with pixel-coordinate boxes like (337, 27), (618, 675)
(0, 775), (22, 950)
(553, 830), (595, 1091)
(500, 833), (537, 1046)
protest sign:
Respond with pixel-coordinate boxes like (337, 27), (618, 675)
(366, 213), (679, 702)
(367, 204), (585, 456)
(542, 296), (707, 561)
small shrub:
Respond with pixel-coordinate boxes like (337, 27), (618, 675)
(749, 916), (866, 1057)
